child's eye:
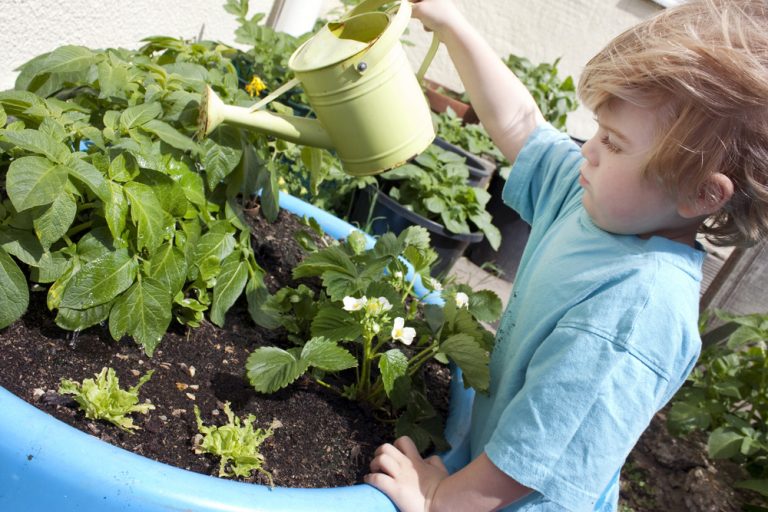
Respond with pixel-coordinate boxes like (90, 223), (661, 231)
(600, 135), (621, 154)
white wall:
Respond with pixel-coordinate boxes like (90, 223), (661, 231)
(0, 0), (662, 139)
(0, 0), (339, 91)
(402, 0), (663, 139)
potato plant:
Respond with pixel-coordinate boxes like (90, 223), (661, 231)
(0, 37), (290, 355)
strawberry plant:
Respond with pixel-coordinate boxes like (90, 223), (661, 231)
(0, 36), (292, 354)
(246, 227), (501, 451)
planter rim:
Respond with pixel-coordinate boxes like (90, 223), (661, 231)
(367, 186), (484, 243)
(0, 192), (472, 512)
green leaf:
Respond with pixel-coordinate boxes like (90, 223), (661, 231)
(301, 337), (358, 372)
(0, 129), (71, 163)
(734, 479), (768, 498)
(0, 226), (44, 266)
(310, 305), (363, 342)
(36, 45), (97, 75)
(667, 401), (711, 434)
(467, 289), (503, 323)
(379, 349), (409, 397)
(6, 156), (69, 212)
(707, 427), (744, 459)
(210, 253), (249, 327)
(124, 181), (172, 253)
(201, 130), (243, 189)
(104, 181), (128, 242)
(55, 302), (112, 331)
(66, 156), (110, 203)
(120, 102), (162, 131)
(30, 250), (70, 283)
(60, 249), (138, 309)
(246, 346), (309, 393)
(33, 191), (77, 249)
(58, 367), (154, 432)
(0, 248), (29, 328)
(193, 231), (236, 270)
(108, 277), (172, 356)
(293, 245), (357, 279)
(148, 243), (187, 296)
(440, 333), (489, 392)
(142, 119), (199, 154)
(246, 277), (279, 329)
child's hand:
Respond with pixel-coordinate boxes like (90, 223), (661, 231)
(365, 436), (449, 512)
(410, 0), (466, 37)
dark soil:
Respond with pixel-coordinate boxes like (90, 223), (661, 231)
(0, 207), (450, 489)
(620, 409), (766, 512)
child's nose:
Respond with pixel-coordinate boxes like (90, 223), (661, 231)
(581, 137), (598, 166)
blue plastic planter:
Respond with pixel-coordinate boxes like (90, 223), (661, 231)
(0, 192), (473, 512)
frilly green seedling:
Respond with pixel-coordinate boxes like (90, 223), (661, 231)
(194, 402), (276, 483)
(58, 367), (155, 432)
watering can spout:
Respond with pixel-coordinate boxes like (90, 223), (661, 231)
(198, 85), (335, 150)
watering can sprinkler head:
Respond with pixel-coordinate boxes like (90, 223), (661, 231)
(197, 85), (224, 138)
(198, 0), (442, 177)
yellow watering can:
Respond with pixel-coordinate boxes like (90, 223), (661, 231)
(198, 0), (440, 176)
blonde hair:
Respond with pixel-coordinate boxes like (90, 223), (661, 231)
(578, 0), (768, 247)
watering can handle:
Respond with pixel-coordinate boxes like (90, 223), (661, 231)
(345, 0), (439, 83)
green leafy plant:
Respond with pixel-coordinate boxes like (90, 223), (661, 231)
(379, 145), (501, 250)
(0, 32), (293, 353)
(668, 310), (768, 502)
(503, 54), (578, 131)
(194, 402), (275, 482)
(224, 0), (307, 105)
(432, 108), (506, 164)
(58, 367), (155, 432)
(246, 227), (501, 450)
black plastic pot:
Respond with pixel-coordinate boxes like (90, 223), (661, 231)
(350, 186), (483, 278)
(432, 137), (495, 189)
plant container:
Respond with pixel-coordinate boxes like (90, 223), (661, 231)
(349, 186), (483, 278)
(0, 192), (474, 512)
(423, 78), (478, 124)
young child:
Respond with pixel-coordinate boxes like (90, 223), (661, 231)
(364, 0), (768, 510)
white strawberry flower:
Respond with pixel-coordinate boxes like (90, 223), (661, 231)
(342, 296), (367, 312)
(391, 317), (416, 346)
(455, 292), (469, 309)
(366, 297), (393, 315)
(430, 278), (443, 291)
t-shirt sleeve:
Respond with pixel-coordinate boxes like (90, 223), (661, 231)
(503, 123), (584, 228)
(484, 324), (670, 511)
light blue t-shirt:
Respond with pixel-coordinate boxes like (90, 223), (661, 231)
(469, 123), (703, 511)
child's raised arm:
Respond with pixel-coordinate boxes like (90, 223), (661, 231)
(411, 0), (545, 163)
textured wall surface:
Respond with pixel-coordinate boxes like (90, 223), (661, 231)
(403, 0), (663, 138)
(0, 0), (339, 90)
(1, 0), (662, 138)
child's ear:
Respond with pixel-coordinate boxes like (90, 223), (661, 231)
(678, 173), (734, 218)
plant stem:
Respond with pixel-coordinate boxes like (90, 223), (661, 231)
(407, 343), (439, 376)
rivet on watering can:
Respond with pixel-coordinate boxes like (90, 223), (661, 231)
(356, 62), (368, 73)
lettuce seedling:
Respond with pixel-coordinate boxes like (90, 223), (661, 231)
(58, 367), (155, 432)
(194, 402), (275, 483)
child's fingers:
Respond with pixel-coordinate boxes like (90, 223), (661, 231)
(393, 436), (422, 460)
(369, 451), (401, 477)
